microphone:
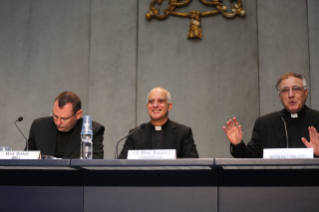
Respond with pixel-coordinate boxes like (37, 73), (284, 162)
(14, 116), (29, 151)
(281, 117), (289, 148)
(114, 123), (147, 159)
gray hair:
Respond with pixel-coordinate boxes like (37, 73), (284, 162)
(275, 72), (308, 93)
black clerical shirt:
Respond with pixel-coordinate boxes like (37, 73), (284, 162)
(55, 128), (74, 158)
(151, 120), (169, 149)
(283, 106), (306, 148)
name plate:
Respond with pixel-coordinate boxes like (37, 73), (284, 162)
(263, 148), (313, 159)
(127, 149), (176, 160)
(0, 151), (41, 159)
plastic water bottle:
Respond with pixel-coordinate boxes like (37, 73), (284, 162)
(80, 116), (93, 159)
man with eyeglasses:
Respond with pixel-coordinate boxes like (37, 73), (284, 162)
(27, 91), (104, 159)
(119, 87), (199, 159)
(223, 72), (319, 158)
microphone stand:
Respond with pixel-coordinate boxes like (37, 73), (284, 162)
(281, 117), (289, 148)
(114, 136), (129, 159)
(14, 120), (28, 151)
(114, 123), (146, 159)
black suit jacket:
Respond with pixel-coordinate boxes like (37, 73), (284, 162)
(27, 117), (104, 159)
(119, 119), (199, 159)
(231, 105), (319, 158)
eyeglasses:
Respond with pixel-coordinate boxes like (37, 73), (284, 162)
(50, 112), (75, 123)
(279, 86), (306, 95)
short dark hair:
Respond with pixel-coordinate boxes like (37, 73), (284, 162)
(54, 91), (81, 113)
(275, 72), (307, 91)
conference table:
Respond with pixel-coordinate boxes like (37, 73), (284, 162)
(1, 158), (319, 212)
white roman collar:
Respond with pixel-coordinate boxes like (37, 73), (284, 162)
(291, 113), (298, 118)
(155, 126), (162, 131)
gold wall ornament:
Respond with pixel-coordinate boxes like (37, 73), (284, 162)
(145, 0), (246, 39)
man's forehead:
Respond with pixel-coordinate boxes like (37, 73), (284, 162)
(280, 76), (303, 87)
(148, 96), (167, 100)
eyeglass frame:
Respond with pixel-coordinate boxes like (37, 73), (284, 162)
(50, 111), (76, 123)
(277, 85), (307, 95)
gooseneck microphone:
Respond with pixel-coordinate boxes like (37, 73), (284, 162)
(281, 117), (289, 148)
(114, 123), (147, 159)
(14, 116), (29, 151)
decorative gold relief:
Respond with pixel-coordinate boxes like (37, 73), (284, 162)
(145, 0), (246, 39)
(187, 11), (202, 39)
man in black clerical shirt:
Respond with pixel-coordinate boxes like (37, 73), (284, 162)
(223, 72), (319, 158)
(119, 87), (199, 159)
(27, 91), (104, 159)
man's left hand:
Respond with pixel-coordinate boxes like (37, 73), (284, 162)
(301, 126), (319, 156)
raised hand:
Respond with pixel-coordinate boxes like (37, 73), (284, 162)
(301, 126), (319, 156)
(223, 117), (243, 145)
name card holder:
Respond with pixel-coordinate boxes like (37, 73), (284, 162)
(263, 148), (313, 159)
(0, 151), (41, 159)
(127, 149), (176, 160)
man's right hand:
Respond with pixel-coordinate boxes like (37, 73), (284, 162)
(223, 117), (243, 145)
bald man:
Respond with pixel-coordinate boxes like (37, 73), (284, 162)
(119, 87), (199, 159)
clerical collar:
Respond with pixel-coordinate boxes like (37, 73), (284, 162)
(151, 120), (169, 131)
(284, 106), (306, 119)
